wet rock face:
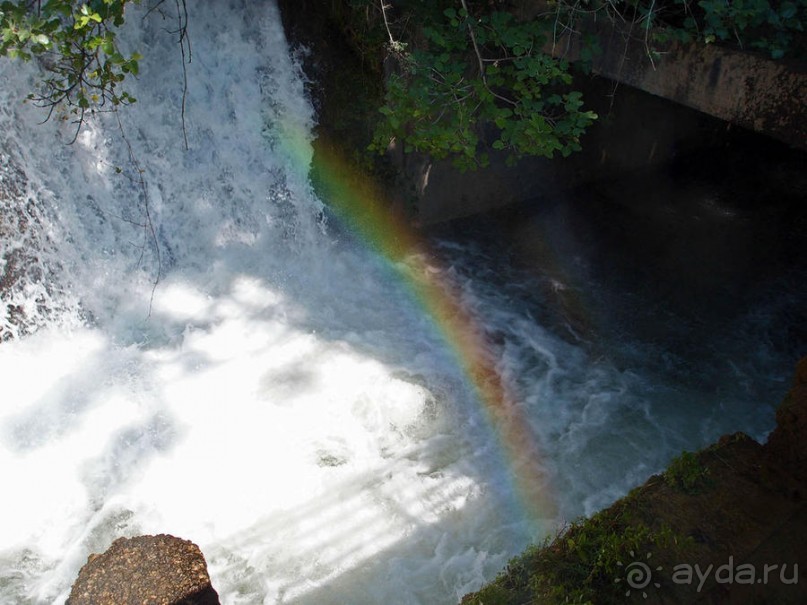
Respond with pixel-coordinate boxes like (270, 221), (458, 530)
(767, 357), (807, 478)
(0, 146), (74, 340)
(66, 534), (220, 605)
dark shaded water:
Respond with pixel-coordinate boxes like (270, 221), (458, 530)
(425, 140), (806, 516)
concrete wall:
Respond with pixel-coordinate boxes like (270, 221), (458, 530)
(396, 24), (806, 225)
(278, 1), (805, 226)
(545, 20), (807, 151)
(396, 77), (733, 225)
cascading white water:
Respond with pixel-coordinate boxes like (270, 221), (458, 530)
(0, 3), (533, 603)
(0, 1), (799, 604)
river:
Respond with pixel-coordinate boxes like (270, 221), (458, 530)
(0, 2), (804, 603)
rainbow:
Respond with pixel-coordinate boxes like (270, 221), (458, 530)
(300, 135), (557, 527)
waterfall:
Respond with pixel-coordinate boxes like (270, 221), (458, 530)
(0, 3), (529, 603)
(1, 1), (802, 604)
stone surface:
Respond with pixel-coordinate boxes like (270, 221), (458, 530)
(66, 534), (220, 605)
(766, 357), (807, 478)
(391, 77), (730, 224)
(541, 14), (807, 151)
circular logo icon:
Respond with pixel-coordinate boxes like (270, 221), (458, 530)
(624, 561), (653, 590)
(616, 551), (662, 599)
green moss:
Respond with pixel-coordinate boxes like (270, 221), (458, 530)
(664, 450), (711, 494)
(463, 513), (689, 605)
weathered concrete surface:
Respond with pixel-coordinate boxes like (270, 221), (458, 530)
(66, 534), (220, 605)
(387, 141), (559, 226)
(545, 19), (807, 151)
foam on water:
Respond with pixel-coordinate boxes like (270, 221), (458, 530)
(0, 3), (528, 603)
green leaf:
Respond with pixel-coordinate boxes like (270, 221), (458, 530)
(780, 2), (797, 19)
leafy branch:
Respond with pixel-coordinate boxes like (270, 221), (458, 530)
(1, 0), (144, 140)
(552, 0), (807, 61)
(0, 1), (191, 307)
(369, 1), (597, 170)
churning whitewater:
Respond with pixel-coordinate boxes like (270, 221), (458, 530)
(0, 1), (797, 604)
(0, 3), (534, 603)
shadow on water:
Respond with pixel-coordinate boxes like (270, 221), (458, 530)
(201, 432), (525, 605)
(426, 133), (807, 400)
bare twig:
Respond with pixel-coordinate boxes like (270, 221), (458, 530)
(458, 0), (516, 106)
(114, 111), (162, 317)
(379, 0), (396, 46)
(143, 0), (170, 21)
(175, 0), (190, 150)
(643, 0), (658, 69)
(144, 0), (191, 148)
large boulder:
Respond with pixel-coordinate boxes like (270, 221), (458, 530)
(66, 534), (220, 605)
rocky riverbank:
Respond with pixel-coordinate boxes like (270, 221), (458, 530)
(461, 358), (807, 604)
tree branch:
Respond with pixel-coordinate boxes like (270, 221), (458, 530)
(458, 0), (516, 106)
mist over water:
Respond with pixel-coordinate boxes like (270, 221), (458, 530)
(1, 1), (804, 604)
